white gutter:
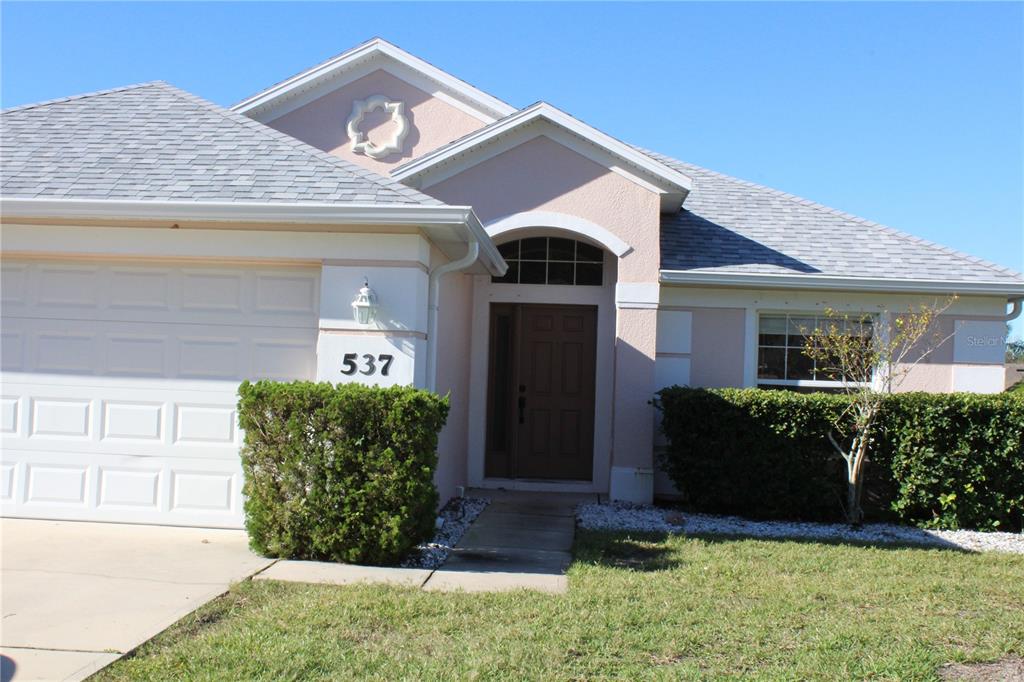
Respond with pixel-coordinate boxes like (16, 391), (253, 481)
(5, 197), (472, 227)
(999, 296), (1024, 321)
(660, 269), (1024, 297)
(426, 237), (480, 392)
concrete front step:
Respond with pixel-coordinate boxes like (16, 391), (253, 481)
(458, 524), (574, 552)
(254, 561), (432, 588)
(423, 570), (567, 593)
(442, 545), (572, 574)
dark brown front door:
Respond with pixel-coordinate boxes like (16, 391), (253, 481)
(485, 304), (597, 480)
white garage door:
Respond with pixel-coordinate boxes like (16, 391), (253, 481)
(0, 258), (319, 528)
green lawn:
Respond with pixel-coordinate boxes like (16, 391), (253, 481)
(94, 531), (1024, 681)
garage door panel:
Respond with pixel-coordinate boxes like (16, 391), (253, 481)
(99, 466), (162, 509)
(173, 403), (237, 446)
(251, 339), (317, 380)
(3, 379), (242, 458)
(1, 330), (25, 370)
(30, 398), (92, 439)
(0, 449), (243, 527)
(5, 260), (319, 327)
(178, 336), (246, 380)
(255, 273), (319, 314)
(102, 401), (164, 441)
(1, 396), (20, 434)
(1, 463), (15, 500)
(181, 269), (244, 313)
(3, 318), (316, 380)
(35, 331), (98, 374)
(26, 462), (89, 505)
(108, 267), (172, 311)
(106, 334), (169, 377)
(1, 263), (28, 307)
(1, 258), (319, 528)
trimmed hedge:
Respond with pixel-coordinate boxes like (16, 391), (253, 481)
(237, 381), (449, 565)
(879, 393), (1024, 531)
(656, 387), (1024, 531)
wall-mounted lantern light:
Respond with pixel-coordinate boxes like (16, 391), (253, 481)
(351, 279), (379, 326)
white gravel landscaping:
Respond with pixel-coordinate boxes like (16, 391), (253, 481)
(577, 501), (1024, 555)
(401, 496), (490, 569)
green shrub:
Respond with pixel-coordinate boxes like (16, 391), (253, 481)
(237, 381), (450, 565)
(877, 392), (1024, 531)
(656, 387), (1024, 531)
(656, 388), (850, 521)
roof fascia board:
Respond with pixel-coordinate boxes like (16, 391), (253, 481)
(232, 39), (516, 123)
(251, 60), (496, 125)
(660, 269), (1024, 297)
(0, 198), (506, 276)
(393, 104), (694, 202)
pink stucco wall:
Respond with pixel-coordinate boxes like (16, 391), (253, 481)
(612, 308), (658, 468)
(431, 261), (474, 501)
(897, 363), (954, 392)
(689, 307), (747, 388)
(424, 135), (663, 283)
(266, 69), (485, 176)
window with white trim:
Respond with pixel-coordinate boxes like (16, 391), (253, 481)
(757, 313), (874, 389)
(492, 237), (604, 286)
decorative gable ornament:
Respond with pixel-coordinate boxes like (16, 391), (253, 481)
(346, 95), (410, 159)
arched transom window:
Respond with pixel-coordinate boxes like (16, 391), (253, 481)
(492, 237), (604, 286)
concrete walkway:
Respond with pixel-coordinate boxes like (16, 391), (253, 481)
(0, 519), (273, 682)
(261, 490), (594, 594)
(423, 489), (595, 593)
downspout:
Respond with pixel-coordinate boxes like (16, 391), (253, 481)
(999, 296), (1024, 321)
(426, 236), (480, 392)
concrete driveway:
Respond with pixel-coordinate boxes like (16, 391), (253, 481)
(1, 519), (273, 681)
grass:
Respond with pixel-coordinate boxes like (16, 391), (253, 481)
(94, 531), (1024, 681)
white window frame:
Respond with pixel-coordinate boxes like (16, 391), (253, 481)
(756, 312), (875, 389)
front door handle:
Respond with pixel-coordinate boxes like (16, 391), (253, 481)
(518, 396), (526, 424)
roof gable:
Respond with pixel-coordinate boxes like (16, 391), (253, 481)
(261, 67), (489, 177)
(0, 81), (439, 206)
(392, 102), (694, 212)
(232, 38), (516, 125)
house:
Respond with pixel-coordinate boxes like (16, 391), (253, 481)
(2, 38), (1021, 528)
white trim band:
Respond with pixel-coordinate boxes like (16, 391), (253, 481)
(615, 282), (660, 309)
(0, 197), (508, 277)
(485, 211), (632, 257)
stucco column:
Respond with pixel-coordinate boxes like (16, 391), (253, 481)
(314, 263), (428, 388)
(609, 283), (659, 503)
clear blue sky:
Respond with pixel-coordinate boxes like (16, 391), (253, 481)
(3, 2), (1022, 337)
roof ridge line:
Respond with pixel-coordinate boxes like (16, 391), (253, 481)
(1, 81), (166, 115)
(639, 146), (1023, 281)
(149, 82), (441, 205)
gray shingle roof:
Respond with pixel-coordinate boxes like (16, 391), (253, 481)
(1, 81), (440, 205)
(644, 148), (1023, 285)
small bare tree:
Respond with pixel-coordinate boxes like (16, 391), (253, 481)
(802, 298), (956, 525)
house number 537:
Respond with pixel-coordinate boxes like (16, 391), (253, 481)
(340, 353), (394, 377)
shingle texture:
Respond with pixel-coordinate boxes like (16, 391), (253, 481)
(0, 81), (439, 205)
(643, 148), (1023, 284)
